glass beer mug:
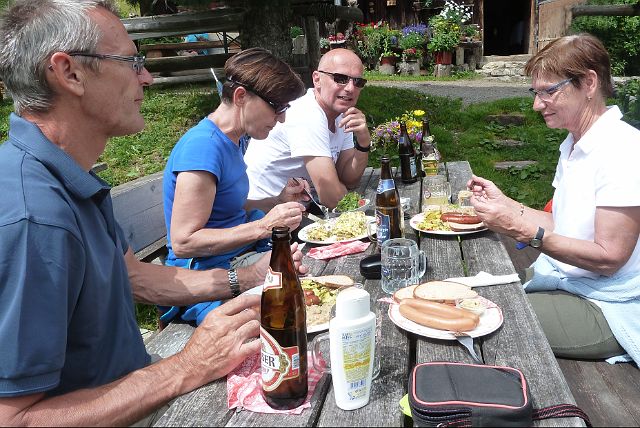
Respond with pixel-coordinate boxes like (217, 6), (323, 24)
(380, 238), (427, 294)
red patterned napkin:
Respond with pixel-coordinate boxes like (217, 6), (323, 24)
(307, 240), (370, 260)
(227, 352), (326, 414)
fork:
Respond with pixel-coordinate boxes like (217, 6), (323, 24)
(291, 177), (329, 219)
(453, 332), (483, 364)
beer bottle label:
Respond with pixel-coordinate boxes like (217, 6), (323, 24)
(409, 157), (417, 177)
(376, 178), (395, 194)
(376, 211), (391, 243)
(263, 267), (283, 291)
(260, 327), (300, 391)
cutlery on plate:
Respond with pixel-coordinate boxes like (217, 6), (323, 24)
(291, 177), (329, 219)
(453, 331), (483, 364)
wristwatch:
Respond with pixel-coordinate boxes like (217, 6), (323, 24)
(529, 227), (545, 248)
(354, 140), (370, 152)
(227, 268), (241, 298)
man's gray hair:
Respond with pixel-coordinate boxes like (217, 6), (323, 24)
(0, 0), (119, 115)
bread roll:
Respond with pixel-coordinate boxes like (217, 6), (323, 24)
(413, 280), (477, 303)
(393, 284), (419, 303)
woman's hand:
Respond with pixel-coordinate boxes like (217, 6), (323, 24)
(259, 202), (304, 238)
(278, 178), (310, 204)
(467, 175), (524, 236)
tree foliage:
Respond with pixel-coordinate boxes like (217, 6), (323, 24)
(570, 0), (640, 76)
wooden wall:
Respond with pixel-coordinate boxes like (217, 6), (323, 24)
(537, 0), (587, 51)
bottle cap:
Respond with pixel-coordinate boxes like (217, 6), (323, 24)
(335, 287), (371, 321)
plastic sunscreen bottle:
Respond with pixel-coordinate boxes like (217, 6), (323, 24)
(329, 287), (376, 410)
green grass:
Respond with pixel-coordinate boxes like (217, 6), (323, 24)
(364, 69), (481, 82)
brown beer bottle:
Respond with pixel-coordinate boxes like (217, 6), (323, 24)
(260, 226), (308, 409)
(375, 156), (404, 247)
(398, 122), (418, 184)
(420, 119), (440, 176)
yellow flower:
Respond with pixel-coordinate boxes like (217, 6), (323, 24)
(413, 110), (425, 117)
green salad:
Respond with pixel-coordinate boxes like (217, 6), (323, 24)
(335, 191), (364, 212)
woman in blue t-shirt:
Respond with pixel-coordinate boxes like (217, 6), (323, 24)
(161, 48), (308, 325)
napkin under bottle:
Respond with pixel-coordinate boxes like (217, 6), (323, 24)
(227, 352), (326, 415)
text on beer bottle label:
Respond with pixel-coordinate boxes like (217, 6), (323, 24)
(260, 327), (300, 391)
(376, 211), (391, 243)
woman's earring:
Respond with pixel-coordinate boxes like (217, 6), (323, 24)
(48, 65), (53, 70)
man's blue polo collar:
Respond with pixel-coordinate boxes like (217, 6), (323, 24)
(7, 113), (111, 199)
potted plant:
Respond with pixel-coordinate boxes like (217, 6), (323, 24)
(427, 15), (461, 65)
(356, 21), (399, 70)
(319, 37), (330, 54)
(461, 24), (479, 43)
(398, 23), (427, 73)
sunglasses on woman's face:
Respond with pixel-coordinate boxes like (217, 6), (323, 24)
(317, 70), (367, 88)
(227, 78), (290, 115)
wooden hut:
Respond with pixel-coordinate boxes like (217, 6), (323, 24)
(355, 0), (586, 56)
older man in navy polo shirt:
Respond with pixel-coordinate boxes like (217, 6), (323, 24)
(0, 0), (306, 425)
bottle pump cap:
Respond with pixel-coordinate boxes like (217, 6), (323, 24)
(335, 287), (371, 321)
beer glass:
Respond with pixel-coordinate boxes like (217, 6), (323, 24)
(423, 175), (450, 210)
(381, 238), (427, 294)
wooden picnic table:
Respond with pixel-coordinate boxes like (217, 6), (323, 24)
(145, 161), (584, 427)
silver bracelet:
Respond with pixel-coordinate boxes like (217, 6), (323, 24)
(227, 268), (241, 298)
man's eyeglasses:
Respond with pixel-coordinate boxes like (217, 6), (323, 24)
(227, 78), (290, 115)
(68, 52), (146, 75)
(529, 78), (573, 102)
(317, 70), (367, 88)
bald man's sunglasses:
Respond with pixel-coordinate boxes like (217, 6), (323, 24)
(318, 70), (367, 88)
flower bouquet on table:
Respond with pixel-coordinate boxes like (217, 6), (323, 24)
(371, 109), (427, 154)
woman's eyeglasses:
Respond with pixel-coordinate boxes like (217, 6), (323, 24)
(68, 52), (146, 75)
(529, 78), (573, 102)
(317, 70), (367, 88)
(227, 78), (290, 115)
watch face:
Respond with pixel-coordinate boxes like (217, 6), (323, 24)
(530, 238), (542, 248)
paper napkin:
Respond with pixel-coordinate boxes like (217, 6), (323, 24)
(444, 271), (521, 288)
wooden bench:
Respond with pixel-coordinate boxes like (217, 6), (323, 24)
(111, 171), (167, 263)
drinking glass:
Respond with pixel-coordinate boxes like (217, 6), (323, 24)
(381, 238), (427, 294)
(423, 175), (451, 210)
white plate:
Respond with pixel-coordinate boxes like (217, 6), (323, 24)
(241, 285), (330, 334)
(388, 296), (503, 340)
(409, 212), (487, 236)
(298, 215), (375, 245)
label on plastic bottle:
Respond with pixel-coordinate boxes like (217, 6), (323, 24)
(340, 326), (373, 401)
(263, 267), (283, 291)
(260, 327), (300, 391)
